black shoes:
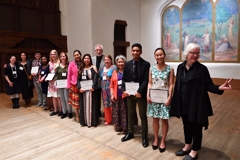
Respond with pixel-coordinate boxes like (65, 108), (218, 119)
(152, 144), (158, 150)
(11, 99), (16, 109)
(159, 147), (165, 153)
(121, 133), (134, 142)
(61, 114), (67, 119)
(58, 111), (63, 116)
(142, 137), (149, 148)
(175, 149), (191, 156)
(183, 154), (198, 160)
(68, 113), (72, 119)
(50, 111), (58, 116)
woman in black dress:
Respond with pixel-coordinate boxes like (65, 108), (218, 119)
(4, 55), (21, 109)
(18, 52), (34, 107)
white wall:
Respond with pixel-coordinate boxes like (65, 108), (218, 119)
(140, 0), (240, 79)
(91, 0), (141, 60)
(59, 0), (93, 62)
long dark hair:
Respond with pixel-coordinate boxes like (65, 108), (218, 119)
(78, 54), (93, 78)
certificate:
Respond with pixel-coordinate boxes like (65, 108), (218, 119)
(45, 73), (55, 81)
(56, 79), (67, 88)
(31, 66), (39, 74)
(80, 80), (92, 90)
(125, 82), (139, 95)
(149, 88), (168, 104)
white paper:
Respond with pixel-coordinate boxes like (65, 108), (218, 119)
(62, 72), (66, 76)
(150, 88), (168, 104)
(82, 76), (86, 80)
(41, 71), (44, 74)
(31, 66), (39, 74)
(13, 71), (16, 74)
(56, 79), (67, 88)
(80, 80), (92, 91)
(19, 66), (23, 70)
(45, 73), (55, 81)
(125, 82), (139, 95)
(118, 80), (122, 85)
(103, 76), (107, 80)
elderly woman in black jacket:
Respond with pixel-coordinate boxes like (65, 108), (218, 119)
(171, 43), (232, 160)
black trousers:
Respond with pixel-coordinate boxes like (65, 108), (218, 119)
(182, 115), (203, 151)
(95, 88), (102, 117)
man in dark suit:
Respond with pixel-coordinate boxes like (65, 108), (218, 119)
(92, 44), (105, 117)
(121, 43), (150, 148)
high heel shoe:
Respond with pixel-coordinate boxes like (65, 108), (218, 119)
(159, 143), (166, 153)
(152, 144), (158, 150)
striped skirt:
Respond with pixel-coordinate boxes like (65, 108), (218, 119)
(69, 84), (80, 108)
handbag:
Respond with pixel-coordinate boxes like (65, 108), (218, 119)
(23, 65), (33, 80)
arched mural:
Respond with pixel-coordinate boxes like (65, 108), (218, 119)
(162, 7), (180, 61)
(215, 0), (239, 61)
(182, 0), (213, 61)
(162, 0), (240, 62)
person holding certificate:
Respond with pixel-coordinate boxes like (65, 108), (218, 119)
(146, 48), (174, 152)
(100, 55), (116, 125)
(53, 52), (72, 119)
(31, 51), (43, 107)
(77, 54), (98, 127)
(18, 52), (33, 107)
(4, 55), (21, 109)
(38, 56), (53, 111)
(47, 50), (62, 116)
(171, 43), (232, 160)
(110, 55), (128, 133)
(121, 43), (150, 148)
(67, 50), (82, 121)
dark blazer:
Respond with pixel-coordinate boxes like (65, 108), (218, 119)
(170, 61), (224, 129)
(121, 57), (150, 98)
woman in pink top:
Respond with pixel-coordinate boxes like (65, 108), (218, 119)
(67, 50), (82, 122)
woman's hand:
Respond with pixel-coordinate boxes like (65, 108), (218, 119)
(147, 96), (152, 104)
(165, 98), (171, 106)
(219, 78), (233, 90)
(135, 92), (141, 98)
(89, 88), (94, 92)
(9, 82), (13, 87)
(31, 73), (37, 76)
(111, 95), (116, 102)
(79, 89), (85, 93)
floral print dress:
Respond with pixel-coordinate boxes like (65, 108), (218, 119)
(47, 61), (59, 98)
(147, 65), (171, 119)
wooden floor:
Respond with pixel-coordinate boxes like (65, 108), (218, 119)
(0, 90), (239, 160)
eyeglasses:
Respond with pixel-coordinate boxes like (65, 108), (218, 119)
(189, 52), (200, 55)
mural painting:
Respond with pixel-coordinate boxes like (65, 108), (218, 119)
(215, 0), (239, 61)
(182, 0), (213, 61)
(163, 7), (180, 61)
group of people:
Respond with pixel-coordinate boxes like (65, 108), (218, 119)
(4, 43), (232, 160)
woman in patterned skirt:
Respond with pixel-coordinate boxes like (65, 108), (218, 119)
(147, 48), (174, 152)
(67, 50), (82, 121)
(100, 55), (116, 125)
(110, 55), (128, 133)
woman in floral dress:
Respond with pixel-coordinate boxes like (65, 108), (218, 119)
(47, 50), (62, 116)
(100, 55), (115, 125)
(147, 48), (174, 152)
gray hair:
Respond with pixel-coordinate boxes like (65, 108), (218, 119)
(95, 44), (103, 50)
(115, 55), (127, 71)
(183, 43), (201, 59)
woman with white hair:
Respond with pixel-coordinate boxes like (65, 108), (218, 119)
(110, 55), (128, 133)
(171, 43), (232, 160)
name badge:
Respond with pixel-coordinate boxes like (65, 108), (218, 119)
(103, 76), (107, 81)
(82, 76), (86, 80)
(19, 67), (23, 70)
(118, 80), (122, 85)
(41, 71), (44, 74)
(62, 73), (66, 76)
(13, 71), (17, 74)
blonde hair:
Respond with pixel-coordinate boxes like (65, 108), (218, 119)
(49, 50), (59, 63)
(182, 43), (201, 59)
